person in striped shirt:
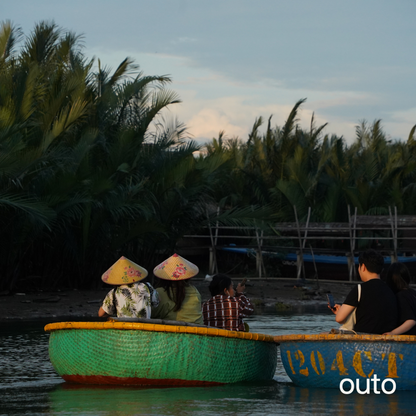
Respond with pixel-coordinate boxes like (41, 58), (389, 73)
(202, 274), (254, 331)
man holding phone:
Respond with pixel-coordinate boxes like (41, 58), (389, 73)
(327, 293), (335, 310)
(330, 249), (398, 334)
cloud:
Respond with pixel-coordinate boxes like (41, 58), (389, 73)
(390, 108), (416, 126)
(72, 46), (416, 143)
(170, 37), (198, 45)
(175, 96), (326, 143)
(6, 1), (414, 145)
(382, 108), (416, 140)
(185, 107), (246, 141)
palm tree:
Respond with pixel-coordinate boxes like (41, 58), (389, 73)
(0, 21), (190, 290)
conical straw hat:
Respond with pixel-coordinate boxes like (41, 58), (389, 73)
(153, 253), (199, 280)
(101, 256), (148, 285)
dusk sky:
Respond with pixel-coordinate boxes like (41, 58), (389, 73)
(3, 0), (416, 144)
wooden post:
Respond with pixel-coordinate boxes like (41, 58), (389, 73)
(346, 252), (355, 282)
(209, 247), (216, 275)
(214, 206), (220, 246)
(255, 227), (265, 278)
(294, 205), (306, 281)
(309, 244), (319, 289)
(347, 205), (352, 281)
(256, 249), (262, 279)
(389, 206), (398, 263)
(261, 229), (266, 277)
(207, 209), (218, 275)
(352, 207), (357, 280)
(296, 250), (304, 281)
(394, 206), (398, 262)
(302, 207), (311, 250)
(347, 206), (357, 281)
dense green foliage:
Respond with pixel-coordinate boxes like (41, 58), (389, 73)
(1, 21), (415, 290)
(206, 100), (416, 224)
(0, 21), (265, 291)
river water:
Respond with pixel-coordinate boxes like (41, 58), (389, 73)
(1, 307), (415, 415)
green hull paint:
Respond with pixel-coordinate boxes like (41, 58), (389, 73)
(49, 328), (277, 385)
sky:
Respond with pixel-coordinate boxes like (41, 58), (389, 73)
(2, 0), (416, 144)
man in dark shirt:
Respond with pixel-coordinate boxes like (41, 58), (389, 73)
(331, 249), (398, 334)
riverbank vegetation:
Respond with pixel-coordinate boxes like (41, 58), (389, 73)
(0, 21), (415, 291)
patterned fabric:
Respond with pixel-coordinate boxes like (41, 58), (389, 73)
(101, 282), (159, 318)
(202, 293), (254, 331)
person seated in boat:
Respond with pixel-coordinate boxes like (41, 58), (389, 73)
(384, 262), (416, 335)
(202, 273), (254, 332)
(330, 249), (398, 334)
(151, 254), (203, 324)
(98, 256), (159, 318)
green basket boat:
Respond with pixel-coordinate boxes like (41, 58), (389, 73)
(45, 320), (277, 386)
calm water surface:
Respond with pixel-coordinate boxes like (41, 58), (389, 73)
(1, 307), (415, 415)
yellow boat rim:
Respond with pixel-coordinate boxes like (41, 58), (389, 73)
(44, 321), (275, 343)
(274, 333), (416, 343)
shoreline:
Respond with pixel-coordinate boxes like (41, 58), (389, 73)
(0, 278), (355, 322)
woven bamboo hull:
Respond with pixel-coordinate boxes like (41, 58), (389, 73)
(45, 322), (277, 386)
(274, 333), (416, 390)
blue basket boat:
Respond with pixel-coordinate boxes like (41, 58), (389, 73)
(274, 333), (416, 391)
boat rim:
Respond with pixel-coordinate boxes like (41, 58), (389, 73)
(274, 333), (416, 343)
(44, 321), (275, 343)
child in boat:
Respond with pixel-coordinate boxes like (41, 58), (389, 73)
(151, 254), (203, 324)
(98, 256), (159, 318)
(384, 262), (416, 335)
(202, 273), (254, 331)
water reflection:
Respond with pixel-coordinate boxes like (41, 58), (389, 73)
(47, 381), (416, 416)
(49, 382), (283, 416)
(0, 322), (59, 390)
(280, 385), (416, 416)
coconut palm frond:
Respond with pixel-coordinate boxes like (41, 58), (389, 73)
(109, 57), (138, 86)
(281, 98), (307, 140)
(206, 205), (274, 228)
(21, 21), (61, 66)
(408, 125), (416, 145)
(0, 192), (55, 228)
(0, 20), (23, 61)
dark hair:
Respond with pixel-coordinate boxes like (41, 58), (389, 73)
(358, 249), (384, 274)
(209, 274), (232, 297)
(155, 278), (190, 311)
(386, 262), (411, 294)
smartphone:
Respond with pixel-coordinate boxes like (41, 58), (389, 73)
(326, 293), (335, 309)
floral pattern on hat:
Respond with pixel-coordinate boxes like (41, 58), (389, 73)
(153, 254), (198, 281)
(155, 260), (169, 271)
(172, 263), (187, 279)
(101, 256), (147, 285)
(102, 269), (111, 282)
(124, 266), (142, 281)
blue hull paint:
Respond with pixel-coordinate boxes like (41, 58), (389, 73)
(278, 337), (416, 390)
